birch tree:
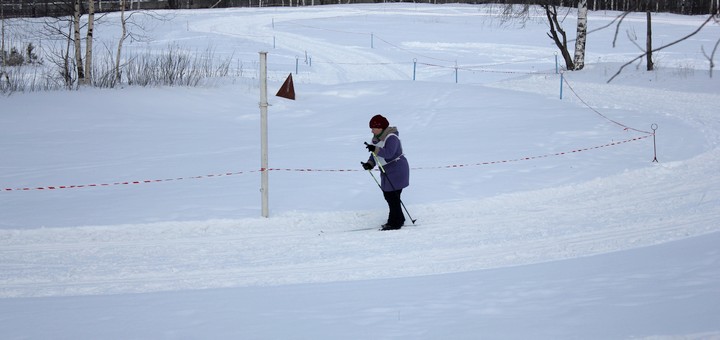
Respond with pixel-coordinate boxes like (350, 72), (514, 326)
(114, 2), (160, 84)
(573, 0), (588, 70)
(84, 0), (95, 85)
(73, 0), (85, 83)
(63, 21), (74, 86)
(1, 3), (5, 67)
(115, 0), (127, 82)
(71, 0), (97, 86)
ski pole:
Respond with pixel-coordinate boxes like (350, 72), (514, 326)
(361, 161), (382, 189)
(366, 148), (417, 224)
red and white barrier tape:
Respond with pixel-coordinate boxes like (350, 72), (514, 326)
(2, 135), (650, 192)
(561, 77), (654, 135)
(411, 135), (652, 170)
(2, 171), (256, 192)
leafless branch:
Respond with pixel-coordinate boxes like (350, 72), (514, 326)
(612, 12), (632, 47)
(607, 14), (716, 83)
(626, 27), (645, 52)
(701, 37), (720, 77)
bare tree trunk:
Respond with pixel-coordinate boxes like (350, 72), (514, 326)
(115, 0), (127, 83)
(609, 14), (716, 82)
(1, 1), (5, 67)
(73, 0), (85, 84)
(543, 4), (575, 71)
(573, 0), (588, 70)
(84, 0), (95, 85)
(64, 20), (74, 87)
(701, 38), (719, 78)
(646, 8), (654, 71)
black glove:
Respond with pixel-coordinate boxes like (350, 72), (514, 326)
(365, 142), (376, 153)
(361, 162), (373, 170)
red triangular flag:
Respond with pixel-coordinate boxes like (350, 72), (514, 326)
(276, 73), (295, 100)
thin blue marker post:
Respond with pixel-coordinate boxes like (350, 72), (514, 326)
(295, 56), (299, 74)
(371, 33), (374, 49)
(273, 36), (276, 49)
(454, 62), (458, 84)
(413, 59), (417, 81)
(559, 71), (564, 99)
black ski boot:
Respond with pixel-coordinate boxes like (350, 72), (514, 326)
(381, 224), (402, 231)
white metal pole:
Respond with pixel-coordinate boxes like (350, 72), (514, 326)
(259, 52), (269, 218)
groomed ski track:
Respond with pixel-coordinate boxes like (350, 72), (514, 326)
(1, 6), (719, 300)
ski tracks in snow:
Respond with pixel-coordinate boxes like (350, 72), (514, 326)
(1, 10), (719, 299)
(2, 147), (718, 298)
(189, 8), (408, 83)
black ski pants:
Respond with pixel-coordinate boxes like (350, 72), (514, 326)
(383, 189), (405, 227)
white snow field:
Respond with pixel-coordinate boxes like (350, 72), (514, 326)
(1, 3), (719, 339)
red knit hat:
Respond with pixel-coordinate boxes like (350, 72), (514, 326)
(369, 114), (389, 129)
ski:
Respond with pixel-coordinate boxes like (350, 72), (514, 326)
(343, 223), (418, 232)
(344, 227), (381, 232)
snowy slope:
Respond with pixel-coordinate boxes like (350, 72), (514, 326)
(1, 4), (719, 339)
(2, 232), (719, 339)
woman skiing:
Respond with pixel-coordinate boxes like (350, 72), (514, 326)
(361, 114), (410, 230)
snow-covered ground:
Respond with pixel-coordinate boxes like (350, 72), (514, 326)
(1, 4), (719, 339)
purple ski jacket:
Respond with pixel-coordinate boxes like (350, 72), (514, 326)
(367, 127), (410, 192)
